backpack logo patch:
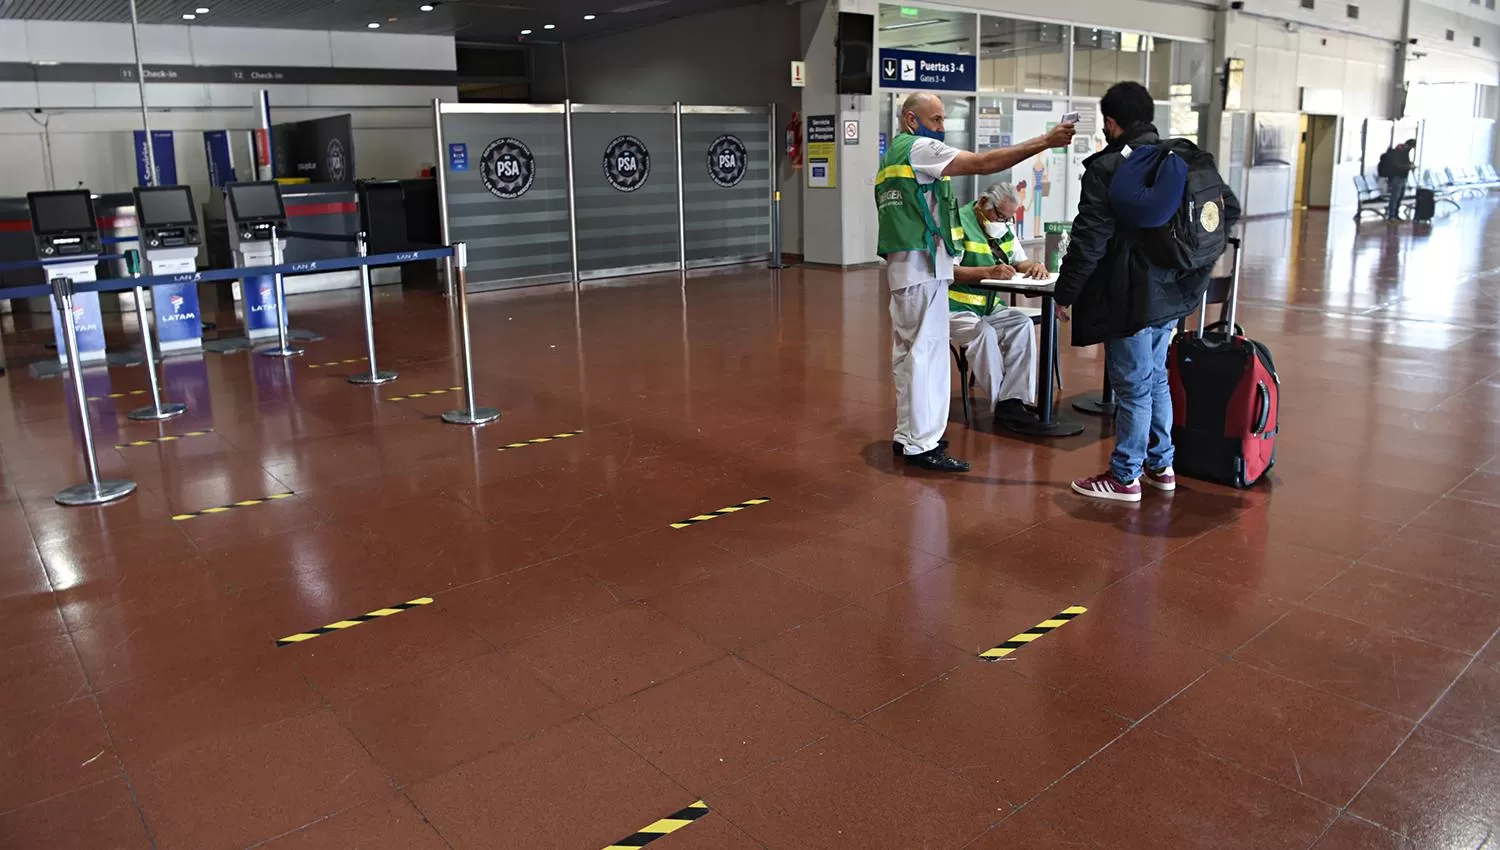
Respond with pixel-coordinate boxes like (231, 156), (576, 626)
(1200, 200), (1221, 233)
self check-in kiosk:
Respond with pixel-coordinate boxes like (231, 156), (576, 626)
(226, 181), (301, 356)
(28, 190), (107, 365)
(133, 185), (204, 354)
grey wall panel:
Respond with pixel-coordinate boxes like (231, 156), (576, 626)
(682, 113), (770, 264)
(571, 112), (680, 276)
(441, 112), (572, 287)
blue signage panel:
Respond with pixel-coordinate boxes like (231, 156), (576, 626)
(879, 133), (888, 157)
(203, 130), (236, 187)
(448, 143), (469, 172)
(877, 48), (975, 92)
(243, 275), (285, 335)
(49, 292), (107, 363)
(153, 281), (203, 351)
(133, 130), (178, 186)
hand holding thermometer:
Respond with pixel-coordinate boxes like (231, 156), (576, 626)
(1061, 111), (1081, 124)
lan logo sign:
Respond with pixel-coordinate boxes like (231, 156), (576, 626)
(878, 48), (975, 93)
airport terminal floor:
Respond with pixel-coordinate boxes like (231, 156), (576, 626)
(2, 202), (1499, 849)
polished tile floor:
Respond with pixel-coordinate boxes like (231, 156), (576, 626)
(1, 202), (1498, 849)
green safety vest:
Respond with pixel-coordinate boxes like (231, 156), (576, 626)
(949, 203), (1018, 316)
(875, 133), (962, 263)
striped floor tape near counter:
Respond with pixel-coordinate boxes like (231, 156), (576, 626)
(87, 389), (149, 402)
(669, 498), (769, 530)
(981, 606), (1087, 660)
(496, 431), (583, 451)
(602, 801), (709, 849)
(170, 492), (294, 521)
(276, 597), (434, 646)
(308, 357), (367, 370)
(116, 429), (213, 449)
(387, 386), (462, 402)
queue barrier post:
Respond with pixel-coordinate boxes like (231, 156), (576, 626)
(51, 275), (138, 507)
(440, 242), (500, 427)
(259, 224), (304, 358)
(124, 250), (187, 422)
(348, 233), (398, 386)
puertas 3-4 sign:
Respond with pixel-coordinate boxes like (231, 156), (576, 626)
(878, 48), (975, 93)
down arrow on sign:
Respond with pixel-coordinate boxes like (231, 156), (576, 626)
(883, 59), (897, 79)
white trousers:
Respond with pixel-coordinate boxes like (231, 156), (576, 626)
(949, 307), (1038, 411)
(891, 279), (951, 455)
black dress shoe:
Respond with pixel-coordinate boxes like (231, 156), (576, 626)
(892, 438), (949, 455)
(904, 448), (970, 473)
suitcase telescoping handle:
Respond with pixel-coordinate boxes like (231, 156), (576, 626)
(1199, 235), (1243, 341)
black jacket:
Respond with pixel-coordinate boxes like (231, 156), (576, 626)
(1052, 125), (1241, 347)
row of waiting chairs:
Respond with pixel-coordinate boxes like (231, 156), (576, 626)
(1354, 164), (1498, 221)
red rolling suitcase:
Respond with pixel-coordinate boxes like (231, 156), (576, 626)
(1167, 237), (1279, 488)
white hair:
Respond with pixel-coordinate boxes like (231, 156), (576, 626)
(982, 183), (1020, 207)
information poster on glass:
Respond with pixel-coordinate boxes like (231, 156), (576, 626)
(1010, 100), (1069, 240)
(806, 115), (838, 189)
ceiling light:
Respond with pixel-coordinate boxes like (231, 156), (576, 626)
(182, 13), (196, 20)
(195, 6), (209, 12)
(367, 21), (381, 28)
(521, 28), (532, 34)
(419, 3), (434, 9)
(584, 14), (597, 19)
(544, 23), (556, 29)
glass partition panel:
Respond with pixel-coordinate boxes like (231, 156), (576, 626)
(976, 95), (1071, 240)
(440, 110), (572, 289)
(571, 109), (680, 279)
(1073, 28), (1148, 98)
(1148, 38), (1212, 103)
(878, 4), (977, 54)
(681, 110), (771, 266)
(880, 92), (978, 207)
(978, 16), (1067, 95)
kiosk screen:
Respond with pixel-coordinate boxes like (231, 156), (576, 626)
(136, 187), (196, 227)
(29, 191), (97, 235)
(227, 182), (287, 223)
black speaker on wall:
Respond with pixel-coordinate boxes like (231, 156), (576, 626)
(836, 12), (874, 95)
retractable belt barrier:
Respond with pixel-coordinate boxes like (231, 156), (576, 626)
(9, 243), (500, 509)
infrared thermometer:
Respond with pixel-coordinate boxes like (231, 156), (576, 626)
(1061, 111), (1081, 124)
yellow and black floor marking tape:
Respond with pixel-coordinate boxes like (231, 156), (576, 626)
(86, 389), (149, 402)
(171, 491), (294, 521)
(276, 596), (433, 647)
(116, 429), (213, 449)
(307, 357), (367, 369)
(981, 605), (1087, 660)
(496, 431), (583, 451)
(603, 800), (709, 849)
(387, 386), (462, 402)
(669, 498), (769, 530)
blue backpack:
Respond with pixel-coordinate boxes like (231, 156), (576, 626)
(1109, 139), (1228, 271)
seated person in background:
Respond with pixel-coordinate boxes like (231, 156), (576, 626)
(949, 183), (1045, 429)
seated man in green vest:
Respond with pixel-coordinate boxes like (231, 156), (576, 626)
(950, 183), (1049, 429)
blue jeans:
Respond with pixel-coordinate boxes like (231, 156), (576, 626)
(1105, 321), (1176, 484)
(1386, 177), (1406, 220)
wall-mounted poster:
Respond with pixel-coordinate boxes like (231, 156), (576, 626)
(1252, 112), (1299, 167)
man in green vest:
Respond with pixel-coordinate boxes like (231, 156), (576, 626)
(878, 92), (1074, 471)
(950, 183), (1049, 431)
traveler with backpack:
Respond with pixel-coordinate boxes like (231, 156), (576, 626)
(1376, 139), (1416, 221)
(1052, 81), (1241, 502)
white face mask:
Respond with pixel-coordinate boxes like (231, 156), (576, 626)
(984, 220), (1008, 239)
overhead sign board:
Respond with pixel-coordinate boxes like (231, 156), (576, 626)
(877, 48), (975, 93)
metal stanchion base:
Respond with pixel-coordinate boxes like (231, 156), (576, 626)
(55, 479), (137, 507)
(442, 407), (500, 426)
(259, 346), (305, 358)
(1071, 394), (1117, 417)
(348, 371), (398, 386)
(127, 402), (187, 422)
(1003, 416), (1086, 439)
